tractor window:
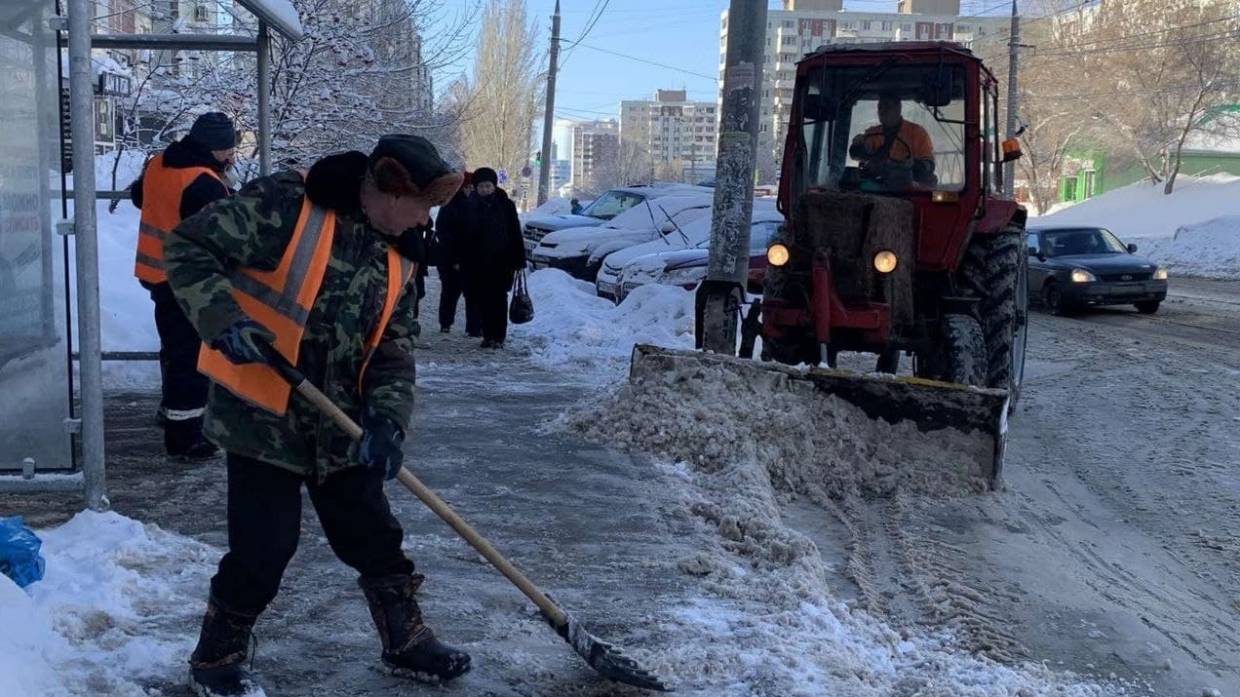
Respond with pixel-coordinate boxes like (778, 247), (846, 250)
(797, 62), (968, 195)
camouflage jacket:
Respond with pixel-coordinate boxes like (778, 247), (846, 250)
(165, 170), (418, 480)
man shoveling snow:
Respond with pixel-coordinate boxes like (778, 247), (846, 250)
(165, 135), (469, 696)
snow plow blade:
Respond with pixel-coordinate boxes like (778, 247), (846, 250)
(628, 344), (1010, 490)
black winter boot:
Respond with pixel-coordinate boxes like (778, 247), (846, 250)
(187, 598), (265, 697)
(165, 417), (219, 461)
(359, 574), (471, 683)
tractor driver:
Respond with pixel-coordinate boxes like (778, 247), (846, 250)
(849, 93), (937, 189)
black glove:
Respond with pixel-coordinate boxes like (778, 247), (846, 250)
(358, 416), (405, 480)
(211, 319), (276, 365)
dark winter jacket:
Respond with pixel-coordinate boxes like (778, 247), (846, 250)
(130, 138), (232, 220)
(432, 190), (471, 270)
(459, 188), (525, 288)
(164, 151), (420, 480)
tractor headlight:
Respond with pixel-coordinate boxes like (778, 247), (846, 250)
(1071, 268), (1097, 283)
(767, 243), (790, 267)
(1153, 267), (1168, 280)
(873, 250), (898, 274)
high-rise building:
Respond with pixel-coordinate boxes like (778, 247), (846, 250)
(620, 89), (717, 182)
(720, 0), (1007, 170)
(571, 120), (619, 192)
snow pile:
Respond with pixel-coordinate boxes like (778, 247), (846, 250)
(511, 269), (694, 378)
(1034, 175), (1240, 278)
(1139, 216), (1240, 280)
(566, 369), (1122, 695)
(0, 511), (215, 696)
(520, 196), (571, 222)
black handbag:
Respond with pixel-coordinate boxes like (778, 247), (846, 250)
(509, 270), (534, 324)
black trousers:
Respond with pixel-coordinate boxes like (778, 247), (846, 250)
(147, 281), (208, 416)
(466, 274), (511, 344)
(210, 453), (415, 616)
(437, 265), (470, 331)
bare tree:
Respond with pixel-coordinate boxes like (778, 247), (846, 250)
(453, 0), (544, 184)
(586, 138), (651, 195)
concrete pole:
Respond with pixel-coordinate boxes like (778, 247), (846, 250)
(67, 0), (108, 510)
(1004, 0), (1019, 197)
(537, 1), (560, 206)
(257, 21), (271, 175)
(699, 0), (766, 355)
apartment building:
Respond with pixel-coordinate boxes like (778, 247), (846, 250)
(620, 89), (718, 180)
(571, 119), (619, 192)
(720, 0), (1009, 170)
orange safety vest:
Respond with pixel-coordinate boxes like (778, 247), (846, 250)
(197, 198), (417, 416)
(134, 152), (224, 284)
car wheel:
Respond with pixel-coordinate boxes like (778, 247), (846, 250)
(1043, 282), (1071, 316)
(1135, 300), (1160, 314)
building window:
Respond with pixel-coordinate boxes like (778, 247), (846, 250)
(194, 4), (209, 22)
(862, 20), (871, 31)
(902, 24), (912, 32)
(782, 36), (795, 45)
(783, 20), (794, 29)
(882, 21), (893, 31)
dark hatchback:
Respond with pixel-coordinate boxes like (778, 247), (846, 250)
(1027, 226), (1169, 314)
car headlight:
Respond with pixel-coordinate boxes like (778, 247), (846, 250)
(873, 250), (898, 274)
(767, 243), (790, 267)
(1070, 268), (1096, 283)
(1153, 267), (1168, 280)
(659, 266), (707, 287)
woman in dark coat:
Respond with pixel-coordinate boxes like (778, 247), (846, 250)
(459, 167), (526, 348)
(432, 171), (476, 335)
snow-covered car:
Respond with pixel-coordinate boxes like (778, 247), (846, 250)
(603, 218), (783, 303)
(521, 184), (706, 254)
(594, 203), (783, 302)
(529, 193), (714, 281)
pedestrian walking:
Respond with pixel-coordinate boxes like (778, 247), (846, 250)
(164, 135), (469, 697)
(130, 111), (235, 460)
(459, 167), (525, 349)
(432, 171), (476, 334)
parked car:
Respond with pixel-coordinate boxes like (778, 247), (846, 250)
(1027, 226), (1169, 314)
(601, 218), (783, 303)
(521, 184), (707, 254)
(594, 204), (783, 301)
(529, 193), (714, 281)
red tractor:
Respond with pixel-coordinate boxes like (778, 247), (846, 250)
(744, 41), (1029, 396)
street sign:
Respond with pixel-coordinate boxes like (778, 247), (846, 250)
(521, 165), (532, 178)
(498, 168), (508, 184)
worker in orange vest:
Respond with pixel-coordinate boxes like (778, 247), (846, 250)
(130, 112), (236, 460)
(849, 93), (937, 189)
(164, 135), (466, 697)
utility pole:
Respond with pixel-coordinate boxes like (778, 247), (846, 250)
(1004, 0), (1020, 197)
(537, 0), (561, 206)
(698, 0), (766, 355)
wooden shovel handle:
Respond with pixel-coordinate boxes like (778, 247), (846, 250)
(287, 375), (569, 627)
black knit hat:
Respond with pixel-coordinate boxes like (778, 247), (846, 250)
(187, 112), (236, 151)
(472, 167), (499, 186)
(368, 134), (463, 206)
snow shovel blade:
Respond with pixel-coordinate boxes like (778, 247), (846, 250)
(262, 349), (673, 691)
(629, 344), (1010, 489)
(546, 608), (671, 691)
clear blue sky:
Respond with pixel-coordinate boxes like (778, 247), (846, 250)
(518, 0), (1012, 121)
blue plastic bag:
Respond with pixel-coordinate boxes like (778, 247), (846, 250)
(0, 516), (46, 588)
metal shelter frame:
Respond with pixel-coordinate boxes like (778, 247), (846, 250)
(0, 0), (302, 509)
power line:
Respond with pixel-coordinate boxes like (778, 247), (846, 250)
(571, 43), (720, 82)
(559, 0), (612, 71)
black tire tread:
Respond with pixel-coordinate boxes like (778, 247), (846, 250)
(959, 227), (1023, 389)
(941, 314), (988, 386)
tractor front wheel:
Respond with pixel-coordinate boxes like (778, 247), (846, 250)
(959, 226), (1029, 397)
(916, 314), (988, 386)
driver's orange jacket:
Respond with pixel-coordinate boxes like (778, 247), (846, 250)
(860, 120), (934, 163)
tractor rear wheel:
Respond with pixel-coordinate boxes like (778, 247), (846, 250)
(959, 225), (1028, 397)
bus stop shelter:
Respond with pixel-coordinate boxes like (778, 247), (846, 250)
(0, 0), (302, 509)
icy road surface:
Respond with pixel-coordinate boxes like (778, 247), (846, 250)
(5, 277), (1237, 696)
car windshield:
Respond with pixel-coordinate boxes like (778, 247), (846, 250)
(1039, 228), (1128, 257)
(798, 62), (967, 194)
(581, 191), (645, 220)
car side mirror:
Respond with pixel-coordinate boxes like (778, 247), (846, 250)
(660, 221), (676, 233)
(1036, 252), (1047, 262)
(1027, 246), (1038, 257)
(1127, 243), (1138, 253)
